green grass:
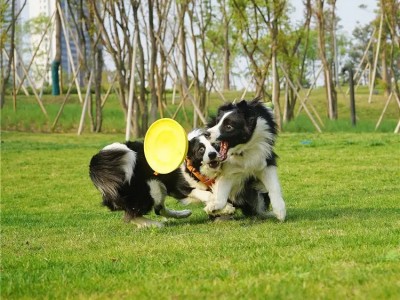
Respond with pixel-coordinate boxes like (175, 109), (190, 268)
(1, 131), (399, 299)
(1, 86), (399, 134)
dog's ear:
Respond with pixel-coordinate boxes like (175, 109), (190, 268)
(237, 100), (248, 110)
(188, 138), (196, 155)
(218, 103), (234, 115)
(207, 115), (217, 128)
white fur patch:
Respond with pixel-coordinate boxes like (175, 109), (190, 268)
(199, 135), (219, 163)
(102, 143), (136, 184)
(122, 151), (136, 184)
(188, 129), (204, 141)
(207, 111), (233, 143)
(147, 179), (167, 206)
(102, 142), (129, 151)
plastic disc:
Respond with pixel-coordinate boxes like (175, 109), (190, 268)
(144, 118), (188, 174)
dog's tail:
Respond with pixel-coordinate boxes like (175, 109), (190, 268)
(89, 143), (136, 208)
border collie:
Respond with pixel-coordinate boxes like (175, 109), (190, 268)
(89, 130), (232, 228)
(204, 99), (286, 221)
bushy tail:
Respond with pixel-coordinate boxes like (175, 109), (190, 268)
(89, 143), (136, 208)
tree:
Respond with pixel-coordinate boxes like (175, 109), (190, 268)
(281, 0), (313, 122)
(380, 0), (400, 99)
(313, 0), (337, 120)
(218, 0), (232, 90)
(132, 0), (147, 137)
(90, 0), (131, 118)
(230, 0), (272, 98)
(1, 0), (26, 108)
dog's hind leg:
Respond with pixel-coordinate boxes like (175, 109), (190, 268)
(158, 207), (192, 219)
(147, 180), (192, 219)
(132, 216), (164, 228)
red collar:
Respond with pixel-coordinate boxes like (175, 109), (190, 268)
(185, 158), (215, 188)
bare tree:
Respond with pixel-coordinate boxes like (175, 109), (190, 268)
(282, 0), (312, 122)
(219, 0), (232, 90)
(90, 1), (130, 113)
(231, 0), (271, 98)
(132, 0), (147, 136)
(148, 0), (158, 123)
(380, 0), (400, 100)
(1, 0), (27, 108)
(314, 0), (337, 119)
(177, 0), (189, 94)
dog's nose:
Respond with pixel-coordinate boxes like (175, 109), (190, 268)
(208, 151), (217, 160)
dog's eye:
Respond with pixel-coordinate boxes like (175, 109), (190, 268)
(198, 147), (205, 154)
(225, 124), (234, 131)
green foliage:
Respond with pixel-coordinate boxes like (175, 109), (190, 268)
(1, 132), (399, 299)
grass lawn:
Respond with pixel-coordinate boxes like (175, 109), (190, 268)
(1, 131), (399, 299)
(1, 86), (399, 134)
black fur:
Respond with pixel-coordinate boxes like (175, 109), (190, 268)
(89, 141), (193, 219)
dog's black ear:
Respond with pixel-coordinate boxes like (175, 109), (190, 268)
(188, 139), (196, 155)
(218, 103), (234, 115)
(207, 115), (217, 128)
(237, 100), (248, 110)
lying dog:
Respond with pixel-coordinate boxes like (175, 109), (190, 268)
(89, 130), (232, 228)
(204, 99), (286, 221)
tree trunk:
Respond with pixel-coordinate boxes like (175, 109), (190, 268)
(315, 0), (337, 120)
(178, 2), (189, 95)
(222, 2), (231, 91)
(94, 45), (103, 132)
(1, 0), (17, 108)
(132, 1), (147, 135)
(380, 41), (390, 97)
(148, 0), (158, 123)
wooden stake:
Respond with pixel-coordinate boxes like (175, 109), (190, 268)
(368, 12), (384, 104)
(279, 64), (322, 133)
(77, 71), (94, 135)
(51, 63), (82, 131)
(13, 50), (48, 117)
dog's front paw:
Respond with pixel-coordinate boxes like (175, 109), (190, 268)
(273, 206), (286, 221)
(204, 201), (226, 214)
(270, 196), (286, 222)
(219, 203), (235, 215)
(204, 203), (216, 214)
(272, 202), (286, 222)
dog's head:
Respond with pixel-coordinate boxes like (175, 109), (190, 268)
(207, 100), (259, 161)
(187, 129), (221, 171)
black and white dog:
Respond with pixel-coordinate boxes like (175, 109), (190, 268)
(204, 99), (286, 221)
(89, 130), (231, 228)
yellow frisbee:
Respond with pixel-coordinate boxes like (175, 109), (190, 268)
(144, 118), (188, 174)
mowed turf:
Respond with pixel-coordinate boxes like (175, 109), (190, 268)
(1, 131), (399, 299)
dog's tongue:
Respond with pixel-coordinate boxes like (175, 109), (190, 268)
(219, 141), (228, 161)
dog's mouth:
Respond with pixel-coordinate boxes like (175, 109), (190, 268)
(208, 160), (220, 169)
(219, 141), (229, 161)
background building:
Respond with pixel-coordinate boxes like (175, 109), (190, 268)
(18, 0), (89, 88)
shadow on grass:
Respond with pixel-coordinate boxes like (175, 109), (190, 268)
(286, 207), (400, 222)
